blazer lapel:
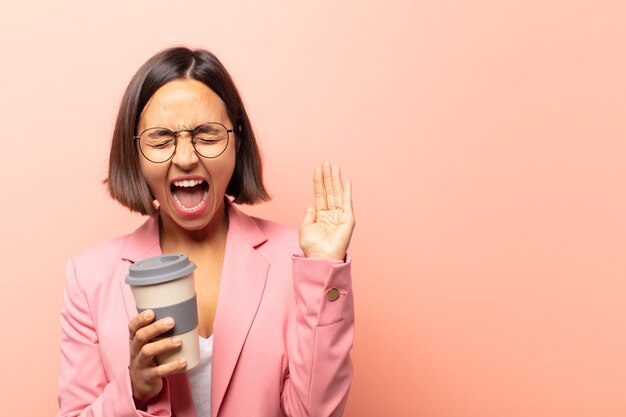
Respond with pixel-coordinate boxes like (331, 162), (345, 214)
(212, 203), (269, 417)
(121, 215), (162, 262)
(119, 216), (162, 320)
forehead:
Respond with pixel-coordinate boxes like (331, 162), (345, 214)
(139, 79), (228, 129)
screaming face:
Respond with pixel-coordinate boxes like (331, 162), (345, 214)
(137, 79), (236, 235)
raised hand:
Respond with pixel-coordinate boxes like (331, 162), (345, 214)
(299, 162), (355, 260)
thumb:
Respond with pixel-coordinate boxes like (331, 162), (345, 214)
(301, 204), (316, 226)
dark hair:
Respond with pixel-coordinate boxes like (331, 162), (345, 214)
(107, 47), (270, 216)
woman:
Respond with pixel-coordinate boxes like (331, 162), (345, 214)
(57, 47), (355, 417)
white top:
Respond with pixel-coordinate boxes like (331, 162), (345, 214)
(187, 334), (214, 417)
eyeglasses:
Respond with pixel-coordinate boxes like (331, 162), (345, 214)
(134, 122), (233, 163)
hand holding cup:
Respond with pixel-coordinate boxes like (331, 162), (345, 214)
(128, 310), (187, 404)
(125, 254), (201, 405)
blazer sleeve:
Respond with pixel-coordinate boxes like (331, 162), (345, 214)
(281, 255), (354, 417)
(57, 258), (173, 417)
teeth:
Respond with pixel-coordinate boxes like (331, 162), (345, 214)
(173, 179), (204, 187)
(173, 190), (209, 211)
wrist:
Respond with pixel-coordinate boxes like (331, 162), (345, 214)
(303, 251), (346, 261)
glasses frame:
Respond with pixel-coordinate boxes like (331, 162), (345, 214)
(133, 121), (234, 163)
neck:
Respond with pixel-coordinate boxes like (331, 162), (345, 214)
(158, 200), (229, 253)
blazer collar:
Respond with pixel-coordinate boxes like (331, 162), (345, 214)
(120, 199), (268, 263)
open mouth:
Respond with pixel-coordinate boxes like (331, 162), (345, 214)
(170, 179), (209, 212)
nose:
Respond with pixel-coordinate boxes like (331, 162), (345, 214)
(171, 132), (200, 170)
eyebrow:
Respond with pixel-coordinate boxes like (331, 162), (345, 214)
(147, 128), (175, 136)
(194, 124), (220, 133)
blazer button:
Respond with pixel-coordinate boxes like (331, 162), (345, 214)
(326, 288), (340, 301)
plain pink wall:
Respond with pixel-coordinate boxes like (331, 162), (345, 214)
(1, 1), (625, 416)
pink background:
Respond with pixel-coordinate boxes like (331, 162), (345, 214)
(1, 1), (625, 416)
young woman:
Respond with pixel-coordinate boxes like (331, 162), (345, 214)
(57, 47), (355, 417)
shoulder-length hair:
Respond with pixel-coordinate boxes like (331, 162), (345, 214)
(107, 47), (270, 216)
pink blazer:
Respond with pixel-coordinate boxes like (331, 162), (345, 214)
(57, 202), (354, 417)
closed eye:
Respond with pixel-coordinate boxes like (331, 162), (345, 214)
(143, 128), (175, 148)
(148, 140), (174, 149)
(194, 136), (222, 144)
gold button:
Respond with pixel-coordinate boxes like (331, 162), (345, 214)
(326, 288), (340, 301)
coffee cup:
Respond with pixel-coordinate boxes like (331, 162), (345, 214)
(125, 253), (200, 371)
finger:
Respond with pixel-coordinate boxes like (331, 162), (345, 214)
(128, 310), (155, 340)
(332, 165), (343, 210)
(314, 166), (326, 211)
(149, 357), (188, 379)
(322, 161), (336, 209)
(343, 179), (354, 217)
(136, 335), (183, 368)
(130, 317), (175, 357)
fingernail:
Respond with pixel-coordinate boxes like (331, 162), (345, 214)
(163, 317), (174, 326)
(172, 336), (181, 345)
(179, 358), (187, 366)
(143, 310), (153, 319)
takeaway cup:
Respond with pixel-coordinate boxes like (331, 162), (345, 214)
(125, 253), (200, 371)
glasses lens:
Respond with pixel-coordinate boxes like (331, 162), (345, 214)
(192, 123), (229, 158)
(139, 128), (176, 162)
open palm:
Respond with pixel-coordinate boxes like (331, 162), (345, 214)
(299, 162), (355, 260)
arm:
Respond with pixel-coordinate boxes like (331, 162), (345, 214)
(57, 259), (173, 417)
(281, 255), (354, 417)
(281, 162), (356, 416)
